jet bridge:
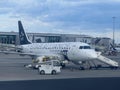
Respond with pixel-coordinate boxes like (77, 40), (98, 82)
(97, 55), (119, 67)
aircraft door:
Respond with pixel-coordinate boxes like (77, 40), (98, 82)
(67, 45), (76, 60)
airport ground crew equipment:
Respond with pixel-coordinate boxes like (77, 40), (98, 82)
(38, 60), (61, 75)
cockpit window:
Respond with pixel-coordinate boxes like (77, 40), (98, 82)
(79, 46), (84, 49)
(79, 46), (91, 49)
(84, 46), (91, 49)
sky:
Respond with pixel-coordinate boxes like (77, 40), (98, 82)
(0, 0), (120, 43)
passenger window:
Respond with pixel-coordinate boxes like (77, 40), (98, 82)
(46, 62), (52, 65)
(53, 61), (60, 66)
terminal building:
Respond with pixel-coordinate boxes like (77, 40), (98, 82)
(0, 32), (112, 51)
(0, 32), (92, 45)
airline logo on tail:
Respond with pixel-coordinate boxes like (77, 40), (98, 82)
(18, 21), (31, 45)
(19, 30), (25, 41)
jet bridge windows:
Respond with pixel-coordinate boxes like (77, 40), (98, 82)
(79, 46), (91, 49)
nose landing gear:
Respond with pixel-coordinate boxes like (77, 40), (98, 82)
(79, 61), (92, 70)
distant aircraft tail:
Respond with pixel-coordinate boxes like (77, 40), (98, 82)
(110, 43), (116, 51)
(18, 21), (32, 45)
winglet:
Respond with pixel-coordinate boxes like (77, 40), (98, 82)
(18, 21), (32, 45)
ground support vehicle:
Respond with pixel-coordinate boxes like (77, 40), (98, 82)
(38, 60), (61, 75)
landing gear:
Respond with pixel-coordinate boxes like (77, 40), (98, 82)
(110, 66), (118, 70)
(79, 66), (85, 70)
(78, 60), (119, 70)
(79, 61), (91, 70)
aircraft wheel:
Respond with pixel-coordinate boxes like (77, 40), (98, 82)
(79, 67), (85, 70)
(110, 66), (118, 70)
(89, 66), (92, 70)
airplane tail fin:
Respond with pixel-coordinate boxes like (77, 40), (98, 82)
(18, 21), (32, 45)
(110, 43), (116, 51)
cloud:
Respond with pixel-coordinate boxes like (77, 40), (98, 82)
(0, 0), (120, 43)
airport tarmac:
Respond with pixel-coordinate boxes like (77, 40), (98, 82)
(0, 53), (120, 81)
(0, 54), (120, 90)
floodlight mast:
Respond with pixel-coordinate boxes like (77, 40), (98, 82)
(112, 16), (116, 47)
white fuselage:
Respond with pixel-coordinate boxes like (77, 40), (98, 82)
(20, 42), (98, 62)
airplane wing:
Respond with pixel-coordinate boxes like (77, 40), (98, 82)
(0, 51), (34, 56)
(0, 50), (65, 60)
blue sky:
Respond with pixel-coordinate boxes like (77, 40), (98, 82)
(0, 0), (120, 43)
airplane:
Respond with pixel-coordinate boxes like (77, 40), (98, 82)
(115, 47), (120, 53)
(107, 43), (119, 55)
(17, 21), (99, 68)
(0, 21), (118, 69)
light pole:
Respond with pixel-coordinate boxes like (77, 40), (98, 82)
(112, 16), (116, 47)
